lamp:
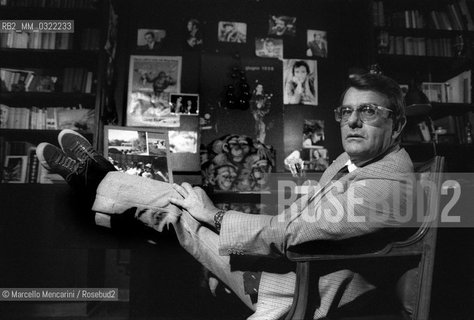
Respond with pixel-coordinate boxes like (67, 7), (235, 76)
(404, 81), (432, 117)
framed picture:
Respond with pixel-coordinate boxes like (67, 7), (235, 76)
(4, 155), (28, 183)
(104, 125), (173, 183)
(217, 21), (247, 43)
(126, 55), (182, 127)
(306, 29), (327, 58)
(136, 29), (166, 51)
(170, 93), (199, 115)
(283, 59), (318, 105)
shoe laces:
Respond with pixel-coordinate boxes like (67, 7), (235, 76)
(71, 141), (97, 162)
(56, 152), (87, 178)
(57, 153), (80, 172)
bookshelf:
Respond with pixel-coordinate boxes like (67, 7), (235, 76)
(369, 0), (474, 166)
(0, 0), (107, 184)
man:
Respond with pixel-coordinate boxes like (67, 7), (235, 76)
(36, 73), (412, 319)
(307, 32), (327, 58)
(219, 22), (245, 43)
(139, 31), (161, 51)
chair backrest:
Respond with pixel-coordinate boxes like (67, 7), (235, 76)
(284, 156), (445, 320)
(393, 156), (445, 320)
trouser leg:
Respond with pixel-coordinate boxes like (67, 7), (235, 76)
(92, 172), (255, 310)
(174, 210), (255, 311)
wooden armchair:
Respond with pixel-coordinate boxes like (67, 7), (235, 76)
(284, 156), (445, 320)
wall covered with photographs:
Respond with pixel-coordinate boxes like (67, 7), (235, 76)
(111, 0), (369, 174)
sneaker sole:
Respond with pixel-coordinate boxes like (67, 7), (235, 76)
(36, 142), (53, 170)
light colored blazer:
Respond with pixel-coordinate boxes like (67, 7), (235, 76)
(219, 146), (414, 256)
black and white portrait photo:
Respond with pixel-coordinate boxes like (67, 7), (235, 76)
(255, 37), (283, 59)
(136, 29), (166, 51)
(170, 93), (199, 115)
(218, 21), (247, 43)
(184, 18), (203, 49)
(306, 29), (328, 58)
(268, 15), (296, 36)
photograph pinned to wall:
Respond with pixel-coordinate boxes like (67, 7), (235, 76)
(283, 59), (318, 105)
(104, 126), (173, 183)
(217, 21), (247, 43)
(268, 15), (296, 36)
(170, 93), (199, 115)
(302, 119), (328, 171)
(306, 29), (327, 58)
(250, 81), (273, 144)
(3, 155), (28, 183)
(168, 130), (198, 154)
(126, 55), (181, 127)
(302, 119), (325, 147)
(184, 18), (203, 50)
(255, 37), (283, 59)
(136, 29), (166, 51)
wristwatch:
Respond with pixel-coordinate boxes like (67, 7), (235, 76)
(213, 210), (226, 233)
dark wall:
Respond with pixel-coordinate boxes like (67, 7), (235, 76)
(113, 0), (370, 171)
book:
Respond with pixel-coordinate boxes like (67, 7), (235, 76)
(27, 147), (39, 183)
(0, 104), (9, 128)
(45, 107), (58, 129)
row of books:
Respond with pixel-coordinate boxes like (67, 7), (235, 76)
(421, 70), (472, 104)
(373, 0), (474, 31)
(0, 104), (96, 131)
(0, 32), (73, 50)
(0, 139), (65, 184)
(384, 35), (455, 57)
(0, 29), (99, 50)
(1, 67), (95, 93)
(0, 0), (98, 8)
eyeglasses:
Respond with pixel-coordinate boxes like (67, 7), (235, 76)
(334, 103), (393, 124)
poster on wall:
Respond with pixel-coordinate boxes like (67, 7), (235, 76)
(103, 126), (173, 183)
(217, 21), (247, 43)
(282, 59), (318, 105)
(126, 55), (181, 127)
(306, 29), (328, 58)
(136, 29), (166, 51)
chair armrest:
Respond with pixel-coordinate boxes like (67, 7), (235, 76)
(286, 228), (420, 262)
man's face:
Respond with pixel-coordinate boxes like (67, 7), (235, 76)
(145, 34), (154, 44)
(275, 20), (286, 32)
(341, 88), (397, 165)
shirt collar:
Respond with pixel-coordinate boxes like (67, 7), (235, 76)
(344, 159), (358, 173)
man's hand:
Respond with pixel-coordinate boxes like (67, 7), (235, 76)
(169, 182), (219, 227)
